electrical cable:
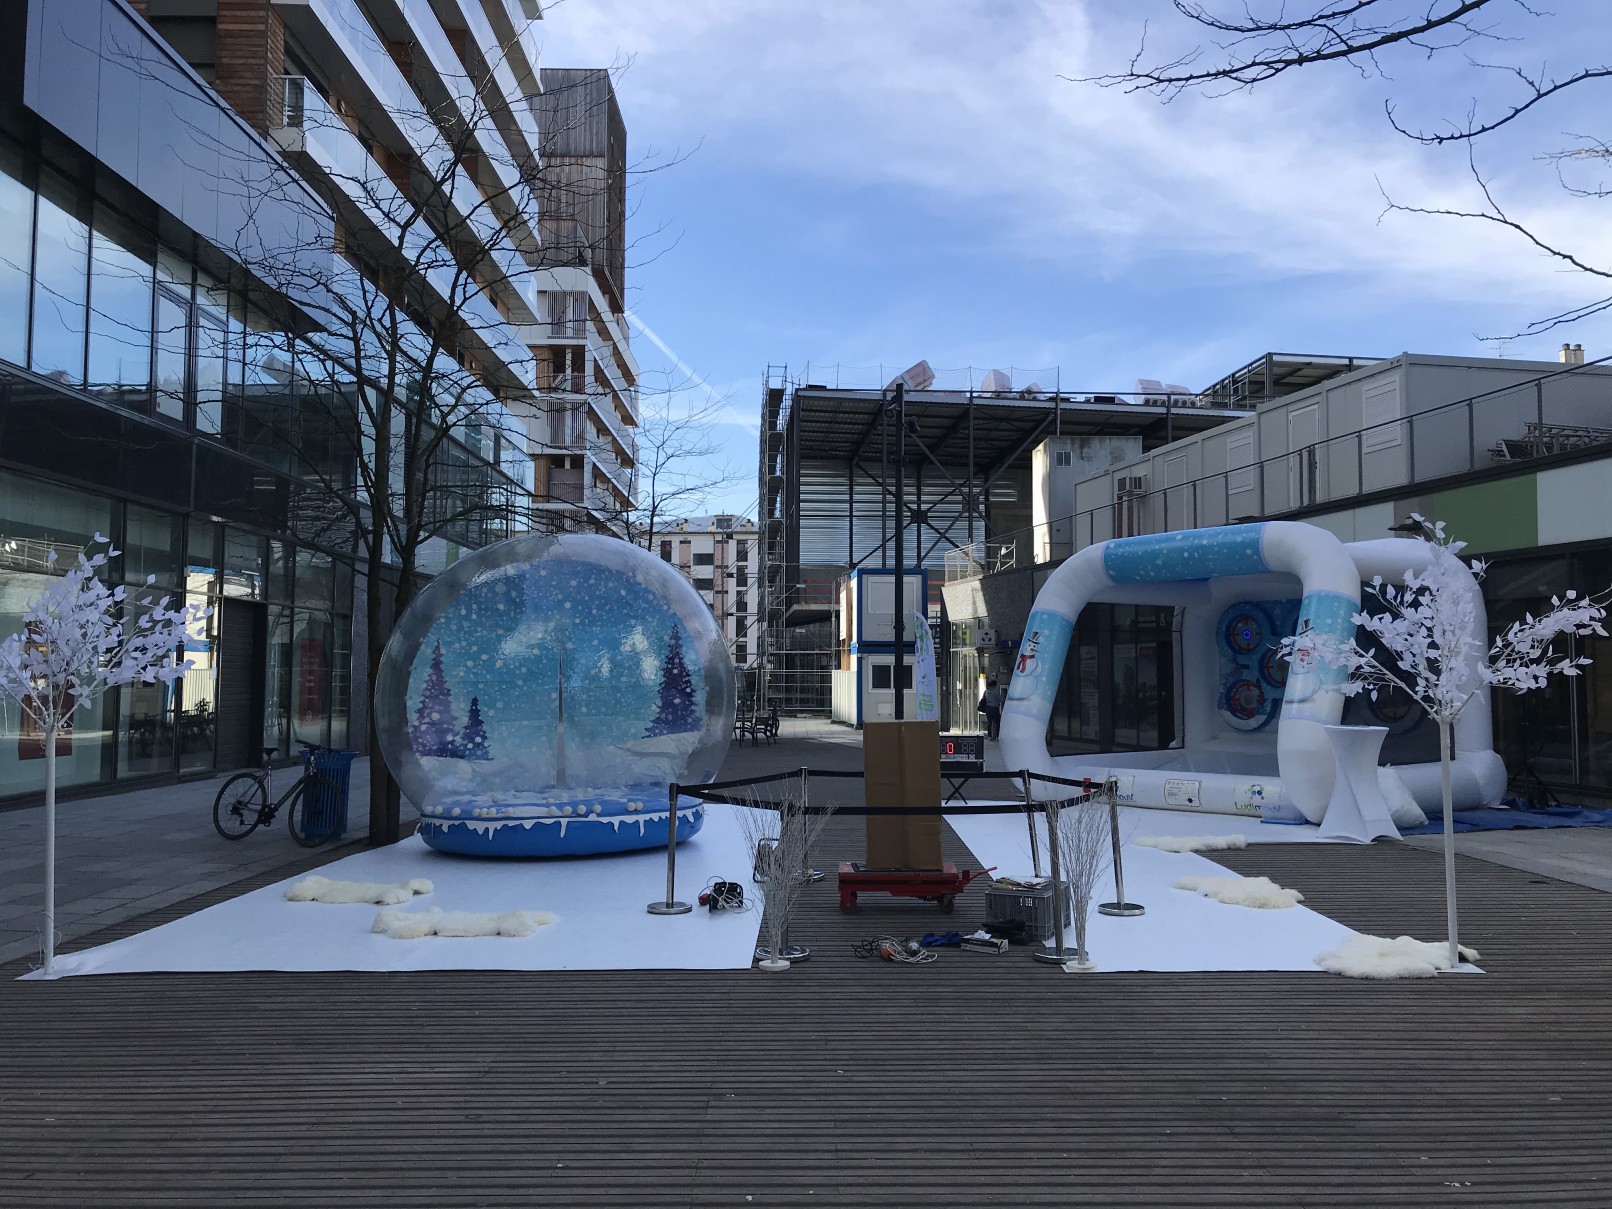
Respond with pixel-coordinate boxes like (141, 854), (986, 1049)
(851, 935), (939, 964)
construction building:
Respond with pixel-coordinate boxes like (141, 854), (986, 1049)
(757, 360), (1305, 718)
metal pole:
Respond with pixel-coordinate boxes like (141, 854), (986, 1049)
(1098, 785), (1144, 916)
(1033, 799), (1073, 964)
(1021, 768), (1042, 878)
(797, 764), (822, 883)
(893, 382), (906, 720)
(647, 781), (692, 915)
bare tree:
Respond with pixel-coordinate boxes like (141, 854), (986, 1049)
(1084, 1), (1612, 334)
(140, 31), (650, 842)
(597, 375), (745, 548)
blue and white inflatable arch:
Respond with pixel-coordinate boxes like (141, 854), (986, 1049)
(999, 521), (1505, 822)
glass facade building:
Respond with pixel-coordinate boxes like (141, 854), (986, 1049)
(0, 0), (537, 803)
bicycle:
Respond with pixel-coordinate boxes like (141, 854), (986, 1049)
(212, 744), (344, 847)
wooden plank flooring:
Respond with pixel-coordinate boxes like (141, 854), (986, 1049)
(3, 759), (1612, 1205)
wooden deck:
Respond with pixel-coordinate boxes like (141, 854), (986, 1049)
(3, 747), (1612, 1205)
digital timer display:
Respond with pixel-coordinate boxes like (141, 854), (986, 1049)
(938, 733), (985, 769)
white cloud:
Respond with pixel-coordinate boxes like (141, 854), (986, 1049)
(540, 0), (1612, 310)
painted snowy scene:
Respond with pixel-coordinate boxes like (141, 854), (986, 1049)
(400, 550), (722, 854)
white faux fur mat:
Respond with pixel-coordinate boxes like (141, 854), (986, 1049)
(1172, 874), (1304, 909)
(1315, 935), (1481, 979)
(286, 875), (433, 905)
(947, 811), (1358, 972)
(31, 805), (765, 977)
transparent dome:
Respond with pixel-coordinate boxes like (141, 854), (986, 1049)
(374, 534), (736, 857)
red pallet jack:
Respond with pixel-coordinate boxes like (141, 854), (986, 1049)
(837, 862), (996, 914)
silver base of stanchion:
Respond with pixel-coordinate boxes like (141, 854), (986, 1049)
(1098, 902), (1146, 917)
(757, 958), (791, 973)
(647, 901), (692, 916)
(1032, 947), (1084, 965)
(799, 869), (825, 884)
(755, 943), (811, 962)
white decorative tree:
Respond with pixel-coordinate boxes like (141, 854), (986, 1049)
(0, 538), (208, 977)
(1283, 517), (1607, 966)
(1043, 778), (1117, 972)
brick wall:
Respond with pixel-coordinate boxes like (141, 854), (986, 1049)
(127, 1), (285, 135)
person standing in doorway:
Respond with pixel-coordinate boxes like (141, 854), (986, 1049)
(982, 677), (1005, 741)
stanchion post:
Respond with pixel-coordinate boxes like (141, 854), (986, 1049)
(1098, 779), (1145, 917)
(1020, 769), (1042, 878)
(647, 780), (692, 916)
(797, 765), (822, 883)
(1033, 798), (1076, 965)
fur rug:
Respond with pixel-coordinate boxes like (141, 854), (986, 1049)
(285, 875), (434, 905)
(1134, 834), (1250, 854)
(1171, 873), (1304, 909)
(372, 907), (557, 939)
(1378, 767), (1429, 829)
(1314, 934), (1481, 979)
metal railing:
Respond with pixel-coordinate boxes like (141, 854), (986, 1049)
(945, 354), (1612, 578)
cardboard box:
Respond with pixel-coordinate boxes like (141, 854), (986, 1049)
(862, 720), (944, 869)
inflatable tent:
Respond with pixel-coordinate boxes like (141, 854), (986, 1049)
(999, 522), (1506, 824)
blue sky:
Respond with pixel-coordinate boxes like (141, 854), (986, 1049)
(538, 1), (1612, 517)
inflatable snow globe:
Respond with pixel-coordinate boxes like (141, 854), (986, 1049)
(373, 533), (736, 857)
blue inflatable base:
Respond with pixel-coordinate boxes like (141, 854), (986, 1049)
(417, 790), (705, 858)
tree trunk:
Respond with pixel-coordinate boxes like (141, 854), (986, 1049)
(43, 729), (57, 978)
(366, 546), (400, 847)
(1439, 717), (1459, 968)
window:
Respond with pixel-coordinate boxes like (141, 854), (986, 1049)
(870, 662), (914, 691)
(735, 639), (747, 664)
(86, 206), (154, 411)
(736, 540), (749, 563)
(695, 578), (714, 593)
(692, 551), (714, 566)
(0, 151), (34, 367)
(194, 273), (229, 436)
(659, 540), (672, 562)
(1055, 450), (1072, 467)
(154, 286), (190, 422)
(736, 594), (747, 616)
(30, 171), (89, 384)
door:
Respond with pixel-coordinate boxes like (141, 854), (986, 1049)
(215, 598), (266, 771)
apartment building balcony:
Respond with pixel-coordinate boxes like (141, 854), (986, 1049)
(437, 0), (545, 167)
(535, 364), (588, 395)
(270, 78), (534, 391)
(384, 0), (525, 197)
(273, 0), (538, 252)
(587, 438), (635, 498)
(587, 386), (637, 457)
(482, 0), (544, 95)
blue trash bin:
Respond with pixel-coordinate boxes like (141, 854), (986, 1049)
(303, 747), (359, 837)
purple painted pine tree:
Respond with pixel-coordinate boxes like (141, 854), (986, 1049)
(646, 624), (700, 736)
(412, 640), (459, 756)
(459, 696), (492, 761)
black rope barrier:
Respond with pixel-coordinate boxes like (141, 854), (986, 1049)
(675, 785), (1093, 814)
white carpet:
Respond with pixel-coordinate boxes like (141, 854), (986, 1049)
(32, 806), (764, 978)
(948, 811), (1360, 972)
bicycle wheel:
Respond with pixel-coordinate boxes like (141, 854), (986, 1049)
(288, 773), (342, 847)
(213, 773), (269, 840)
